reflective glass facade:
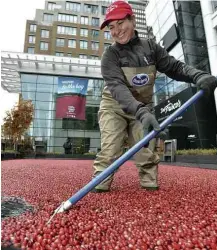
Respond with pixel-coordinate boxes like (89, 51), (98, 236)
(146, 0), (190, 106)
(154, 41), (189, 106)
(173, 1), (210, 72)
(147, 0), (210, 106)
(146, 0), (216, 149)
(21, 74), (104, 153)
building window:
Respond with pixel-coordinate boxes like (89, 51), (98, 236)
(57, 26), (76, 35)
(40, 42), (48, 50)
(43, 13), (53, 22)
(27, 47), (35, 54)
(92, 5), (99, 14)
(91, 29), (99, 38)
(66, 2), (81, 12)
(104, 31), (111, 40)
(84, 4), (98, 14)
(29, 35), (35, 44)
(80, 40), (88, 49)
(41, 29), (49, 38)
(90, 55), (99, 60)
(29, 24), (37, 32)
(102, 6), (107, 15)
(80, 28), (88, 37)
(67, 53), (71, 57)
(56, 52), (64, 57)
(79, 54), (88, 59)
(58, 14), (77, 23)
(81, 16), (89, 25)
(56, 38), (65, 47)
(84, 4), (91, 13)
(91, 41), (99, 50)
(68, 39), (76, 48)
(92, 18), (99, 27)
(173, 1), (210, 72)
(47, 2), (56, 10)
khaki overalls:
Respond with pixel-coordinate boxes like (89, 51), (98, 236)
(93, 53), (160, 191)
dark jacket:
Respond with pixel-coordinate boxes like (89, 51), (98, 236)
(101, 31), (209, 115)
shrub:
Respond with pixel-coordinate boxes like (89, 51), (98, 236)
(176, 148), (217, 155)
(83, 152), (97, 156)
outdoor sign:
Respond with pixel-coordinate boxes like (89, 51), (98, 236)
(154, 87), (217, 149)
(56, 77), (88, 120)
(154, 87), (194, 123)
(56, 95), (86, 120)
(57, 77), (88, 95)
(159, 23), (180, 52)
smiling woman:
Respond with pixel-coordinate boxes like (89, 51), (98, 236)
(107, 15), (136, 44)
(91, 0), (217, 193)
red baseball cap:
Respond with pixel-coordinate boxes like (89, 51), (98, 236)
(100, 1), (133, 30)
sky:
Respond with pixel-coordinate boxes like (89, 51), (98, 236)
(1, 0), (45, 124)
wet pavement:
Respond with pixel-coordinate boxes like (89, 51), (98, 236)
(1, 196), (34, 219)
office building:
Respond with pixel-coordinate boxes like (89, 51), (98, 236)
(23, 0), (152, 58)
(1, 53), (103, 153)
(128, 0), (154, 39)
(24, 0), (113, 59)
(146, 0), (217, 149)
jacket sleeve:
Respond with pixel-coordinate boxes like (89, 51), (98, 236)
(101, 47), (143, 115)
(149, 39), (209, 83)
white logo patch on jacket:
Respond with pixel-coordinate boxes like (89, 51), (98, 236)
(131, 74), (149, 86)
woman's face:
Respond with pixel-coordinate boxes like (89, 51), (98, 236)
(108, 15), (136, 44)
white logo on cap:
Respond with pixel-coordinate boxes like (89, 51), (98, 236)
(106, 4), (118, 15)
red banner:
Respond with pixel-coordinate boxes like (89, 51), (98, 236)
(56, 95), (86, 120)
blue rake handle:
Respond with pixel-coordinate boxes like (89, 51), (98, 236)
(57, 90), (204, 212)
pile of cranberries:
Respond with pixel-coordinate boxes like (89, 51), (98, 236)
(1, 159), (217, 249)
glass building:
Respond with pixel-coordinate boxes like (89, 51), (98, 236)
(1, 53), (103, 154)
(146, 0), (217, 149)
(146, 0), (217, 105)
(21, 74), (104, 153)
(146, 0), (210, 106)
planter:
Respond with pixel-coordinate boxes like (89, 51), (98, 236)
(23, 153), (36, 159)
(2, 152), (96, 160)
(175, 155), (217, 164)
(44, 154), (96, 159)
(1, 152), (19, 161)
(25, 154), (96, 160)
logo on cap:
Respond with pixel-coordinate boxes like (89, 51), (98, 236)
(106, 4), (118, 15)
(132, 74), (149, 86)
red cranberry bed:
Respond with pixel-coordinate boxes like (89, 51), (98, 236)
(1, 160), (217, 250)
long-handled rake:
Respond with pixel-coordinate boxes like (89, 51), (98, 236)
(47, 90), (204, 224)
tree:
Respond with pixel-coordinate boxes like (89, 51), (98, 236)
(2, 98), (34, 148)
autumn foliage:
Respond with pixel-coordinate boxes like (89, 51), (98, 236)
(2, 98), (34, 145)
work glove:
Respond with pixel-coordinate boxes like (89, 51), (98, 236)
(156, 128), (168, 140)
(135, 106), (161, 136)
(196, 75), (217, 97)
